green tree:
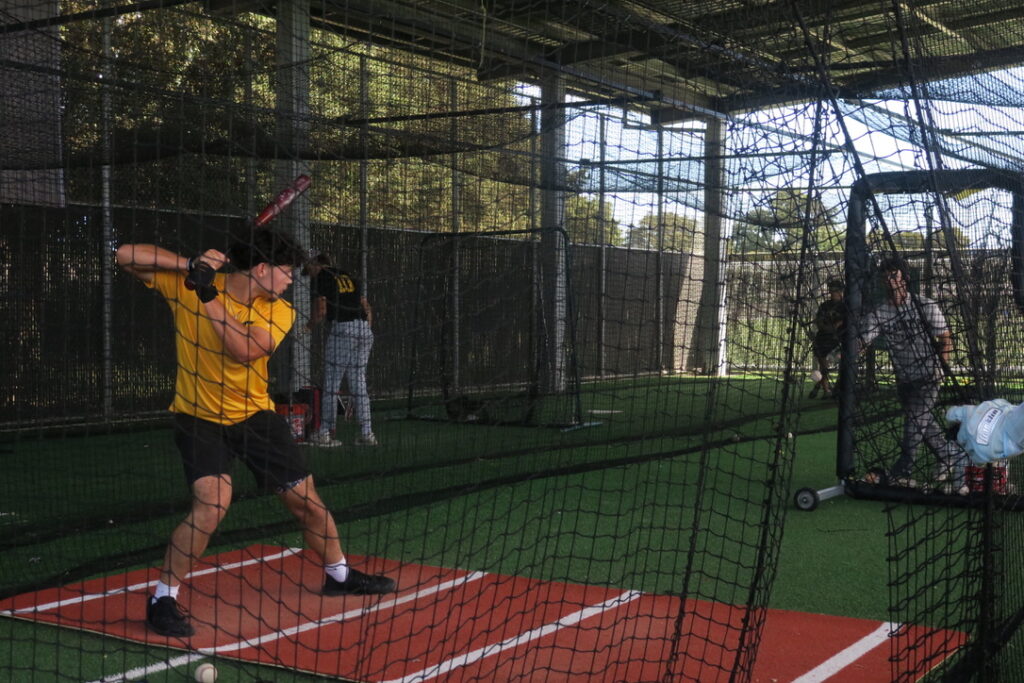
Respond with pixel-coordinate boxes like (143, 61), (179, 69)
(627, 212), (698, 252)
(732, 189), (838, 254)
(58, 3), (535, 232)
(563, 195), (622, 245)
(868, 224), (969, 253)
(730, 214), (776, 254)
(870, 229), (924, 252)
(813, 223), (845, 253)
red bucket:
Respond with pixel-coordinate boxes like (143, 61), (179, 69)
(965, 463), (1008, 494)
(275, 403), (308, 442)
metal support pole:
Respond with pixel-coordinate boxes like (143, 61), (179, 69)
(275, 0), (312, 391)
(598, 115), (607, 378)
(100, 10), (114, 417)
(539, 75), (568, 393)
(692, 116), (727, 375)
(656, 126), (666, 373)
(450, 79), (461, 392)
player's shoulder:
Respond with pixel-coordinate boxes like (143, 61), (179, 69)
(256, 295), (295, 326)
(266, 295), (295, 313)
(148, 269), (184, 295)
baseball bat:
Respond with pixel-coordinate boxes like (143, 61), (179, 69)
(186, 174), (312, 291)
(252, 174), (312, 228)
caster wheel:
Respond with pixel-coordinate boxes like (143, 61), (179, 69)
(794, 487), (820, 511)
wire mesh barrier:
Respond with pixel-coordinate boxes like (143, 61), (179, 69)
(3, 0), (1024, 681)
(837, 170), (1024, 681)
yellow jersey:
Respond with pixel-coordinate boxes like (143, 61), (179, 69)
(148, 270), (295, 425)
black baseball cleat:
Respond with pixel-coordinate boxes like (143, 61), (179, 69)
(146, 596), (195, 637)
(323, 568), (396, 596)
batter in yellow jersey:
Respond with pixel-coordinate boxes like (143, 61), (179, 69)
(117, 229), (396, 639)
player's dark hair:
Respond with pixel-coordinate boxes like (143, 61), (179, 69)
(878, 254), (909, 277)
(827, 278), (844, 291)
(227, 229), (304, 270)
(300, 252), (332, 276)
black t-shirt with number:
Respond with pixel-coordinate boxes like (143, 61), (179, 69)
(314, 267), (366, 322)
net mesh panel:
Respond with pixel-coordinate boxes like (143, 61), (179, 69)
(404, 230), (584, 427)
(3, 0), (1024, 681)
(841, 179), (1024, 681)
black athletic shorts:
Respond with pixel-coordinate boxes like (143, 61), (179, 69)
(813, 333), (840, 359)
(172, 410), (310, 493)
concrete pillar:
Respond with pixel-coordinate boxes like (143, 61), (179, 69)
(689, 117), (728, 375)
(275, 0), (313, 391)
(538, 75), (568, 393)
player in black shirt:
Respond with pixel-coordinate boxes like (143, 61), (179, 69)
(304, 253), (377, 446)
(810, 278), (846, 399)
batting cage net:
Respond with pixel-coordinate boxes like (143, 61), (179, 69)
(403, 229), (584, 428)
(4, 0), (1024, 681)
(838, 169), (1024, 680)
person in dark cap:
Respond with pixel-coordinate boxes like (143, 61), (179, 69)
(304, 252), (377, 447)
(809, 278), (846, 399)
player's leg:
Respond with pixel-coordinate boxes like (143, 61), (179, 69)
(916, 385), (969, 492)
(891, 381), (932, 483)
(279, 476), (395, 594)
(160, 474), (234, 585)
(810, 352), (825, 398)
(351, 320), (375, 444)
(148, 416), (235, 637)
(313, 322), (344, 445)
(814, 336), (839, 398)
(819, 342), (837, 396)
(810, 334), (831, 398)
(278, 476), (342, 564)
(243, 410), (395, 595)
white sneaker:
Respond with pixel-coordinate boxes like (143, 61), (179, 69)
(354, 433), (378, 446)
(941, 482), (971, 496)
(307, 431), (344, 448)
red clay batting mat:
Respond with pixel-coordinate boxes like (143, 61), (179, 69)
(0, 544), (964, 681)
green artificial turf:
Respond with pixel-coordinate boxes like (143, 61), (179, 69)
(0, 375), (978, 679)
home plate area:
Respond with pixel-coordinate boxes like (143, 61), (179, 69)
(0, 544), (963, 682)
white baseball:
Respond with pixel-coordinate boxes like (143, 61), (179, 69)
(194, 662), (218, 683)
(810, 369), (822, 383)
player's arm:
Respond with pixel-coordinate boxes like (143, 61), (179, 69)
(115, 244), (189, 283)
(202, 299), (277, 363)
(935, 330), (953, 364)
(361, 296), (373, 327)
(856, 310), (879, 354)
(309, 296), (327, 328)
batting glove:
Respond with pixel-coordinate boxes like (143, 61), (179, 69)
(185, 259), (218, 303)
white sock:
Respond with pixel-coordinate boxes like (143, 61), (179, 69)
(325, 560), (350, 583)
(152, 580), (179, 603)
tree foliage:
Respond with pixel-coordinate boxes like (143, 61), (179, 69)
(56, 3), (535, 233)
(731, 189), (840, 254)
(563, 195), (622, 245)
(627, 212), (698, 252)
(868, 225), (968, 252)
